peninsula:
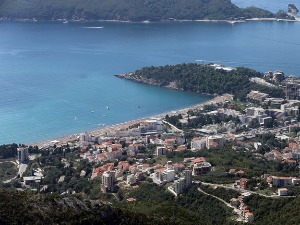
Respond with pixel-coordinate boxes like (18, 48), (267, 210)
(115, 63), (285, 100)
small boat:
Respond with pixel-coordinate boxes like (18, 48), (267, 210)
(63, 20), (68, 24)
(106, 106), (109, 110)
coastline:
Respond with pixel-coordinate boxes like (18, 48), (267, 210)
(28, 94), (232, 148)
(1, 17), (299, 24)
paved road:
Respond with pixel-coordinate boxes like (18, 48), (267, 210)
(162, 120), (183, 133)
(1, 161), (18, 183)
(18, 163), (28, 177)
(197, 187), (244, 222)
(200, 182), (296, 198)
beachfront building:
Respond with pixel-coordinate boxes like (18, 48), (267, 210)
(140, 118), (164, 135)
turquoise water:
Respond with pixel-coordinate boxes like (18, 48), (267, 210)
(232, 0), (300, 13)
(0, 21), (300, 144)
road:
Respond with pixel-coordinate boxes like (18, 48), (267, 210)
(200, 182), (296, 198)
(162, 120), (183, 133)
(197, 187), (244, 222)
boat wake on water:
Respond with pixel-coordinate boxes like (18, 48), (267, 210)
(82, 26), (104, 29)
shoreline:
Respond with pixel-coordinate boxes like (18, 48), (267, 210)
(28, 94), (232, 148)
(1, 17), (299, 24)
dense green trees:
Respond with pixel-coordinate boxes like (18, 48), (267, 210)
(126, 183), (234, 224)
(133, 64), (285, 100)
(244, 195), (300, 225)
(0, 144), (18, 159)
(0, 0), (281, 21)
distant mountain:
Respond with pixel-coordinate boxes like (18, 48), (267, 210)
(0, 0), (276, 21)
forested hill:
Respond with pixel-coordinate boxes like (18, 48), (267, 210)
(117, 63), (285, 100)
(0, 189), (175, 225)
(0, 0), (277, 21)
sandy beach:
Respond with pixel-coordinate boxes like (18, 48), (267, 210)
(29, 94), (232, 148)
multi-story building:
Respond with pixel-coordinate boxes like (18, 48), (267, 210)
(191, 138), (206, 150)
(156, 146), (166, 156)
(271, 176), (294, 187)
(192, 162), (212, 176)
(206, 135), (224, 149)
(162, 168), (175, 182)
(182, 169), (192, 187)
(102, 171), (115, 192)
(286, 82), (300, 100)
(17, 147), (29, 163)
(173, 177), (186, 195)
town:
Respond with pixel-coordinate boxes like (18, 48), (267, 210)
(2, 69), (300, 223)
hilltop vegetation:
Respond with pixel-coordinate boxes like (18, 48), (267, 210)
(0, 0), (280, 21)
(124, 63), (285, 100)
(0, 189), (176, 225)
(244, 195), (300, 225)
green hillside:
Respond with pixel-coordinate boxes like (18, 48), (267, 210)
(122, 63), (285, 100)
(0, 0), (275, 21)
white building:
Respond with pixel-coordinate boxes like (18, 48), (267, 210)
(150, 171), (163, 185)
(206, 135), (224, 149)
(278, 188), (288, 196)
(127, 174), (137, 185)
(162, 168), (175, 182)
(191, 138), (206, 151)
(102, 171), (116, 192)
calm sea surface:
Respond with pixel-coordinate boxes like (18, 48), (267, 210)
(0, 20), (300, 144)
(232, 0), (300, 13)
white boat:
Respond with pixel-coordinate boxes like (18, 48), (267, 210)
(63, 20), (68, 24)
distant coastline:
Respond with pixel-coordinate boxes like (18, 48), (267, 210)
(1, 17), (298, 23)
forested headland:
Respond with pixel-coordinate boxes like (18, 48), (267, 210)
(0, 0), (291, 22)
(117, 63), (285, 100)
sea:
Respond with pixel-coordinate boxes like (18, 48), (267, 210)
(232, 0), (300, 13)
(1, 9), (300, 144)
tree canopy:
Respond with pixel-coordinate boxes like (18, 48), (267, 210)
(131, 63), (285, 100)
(0, 0), (279, 21)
